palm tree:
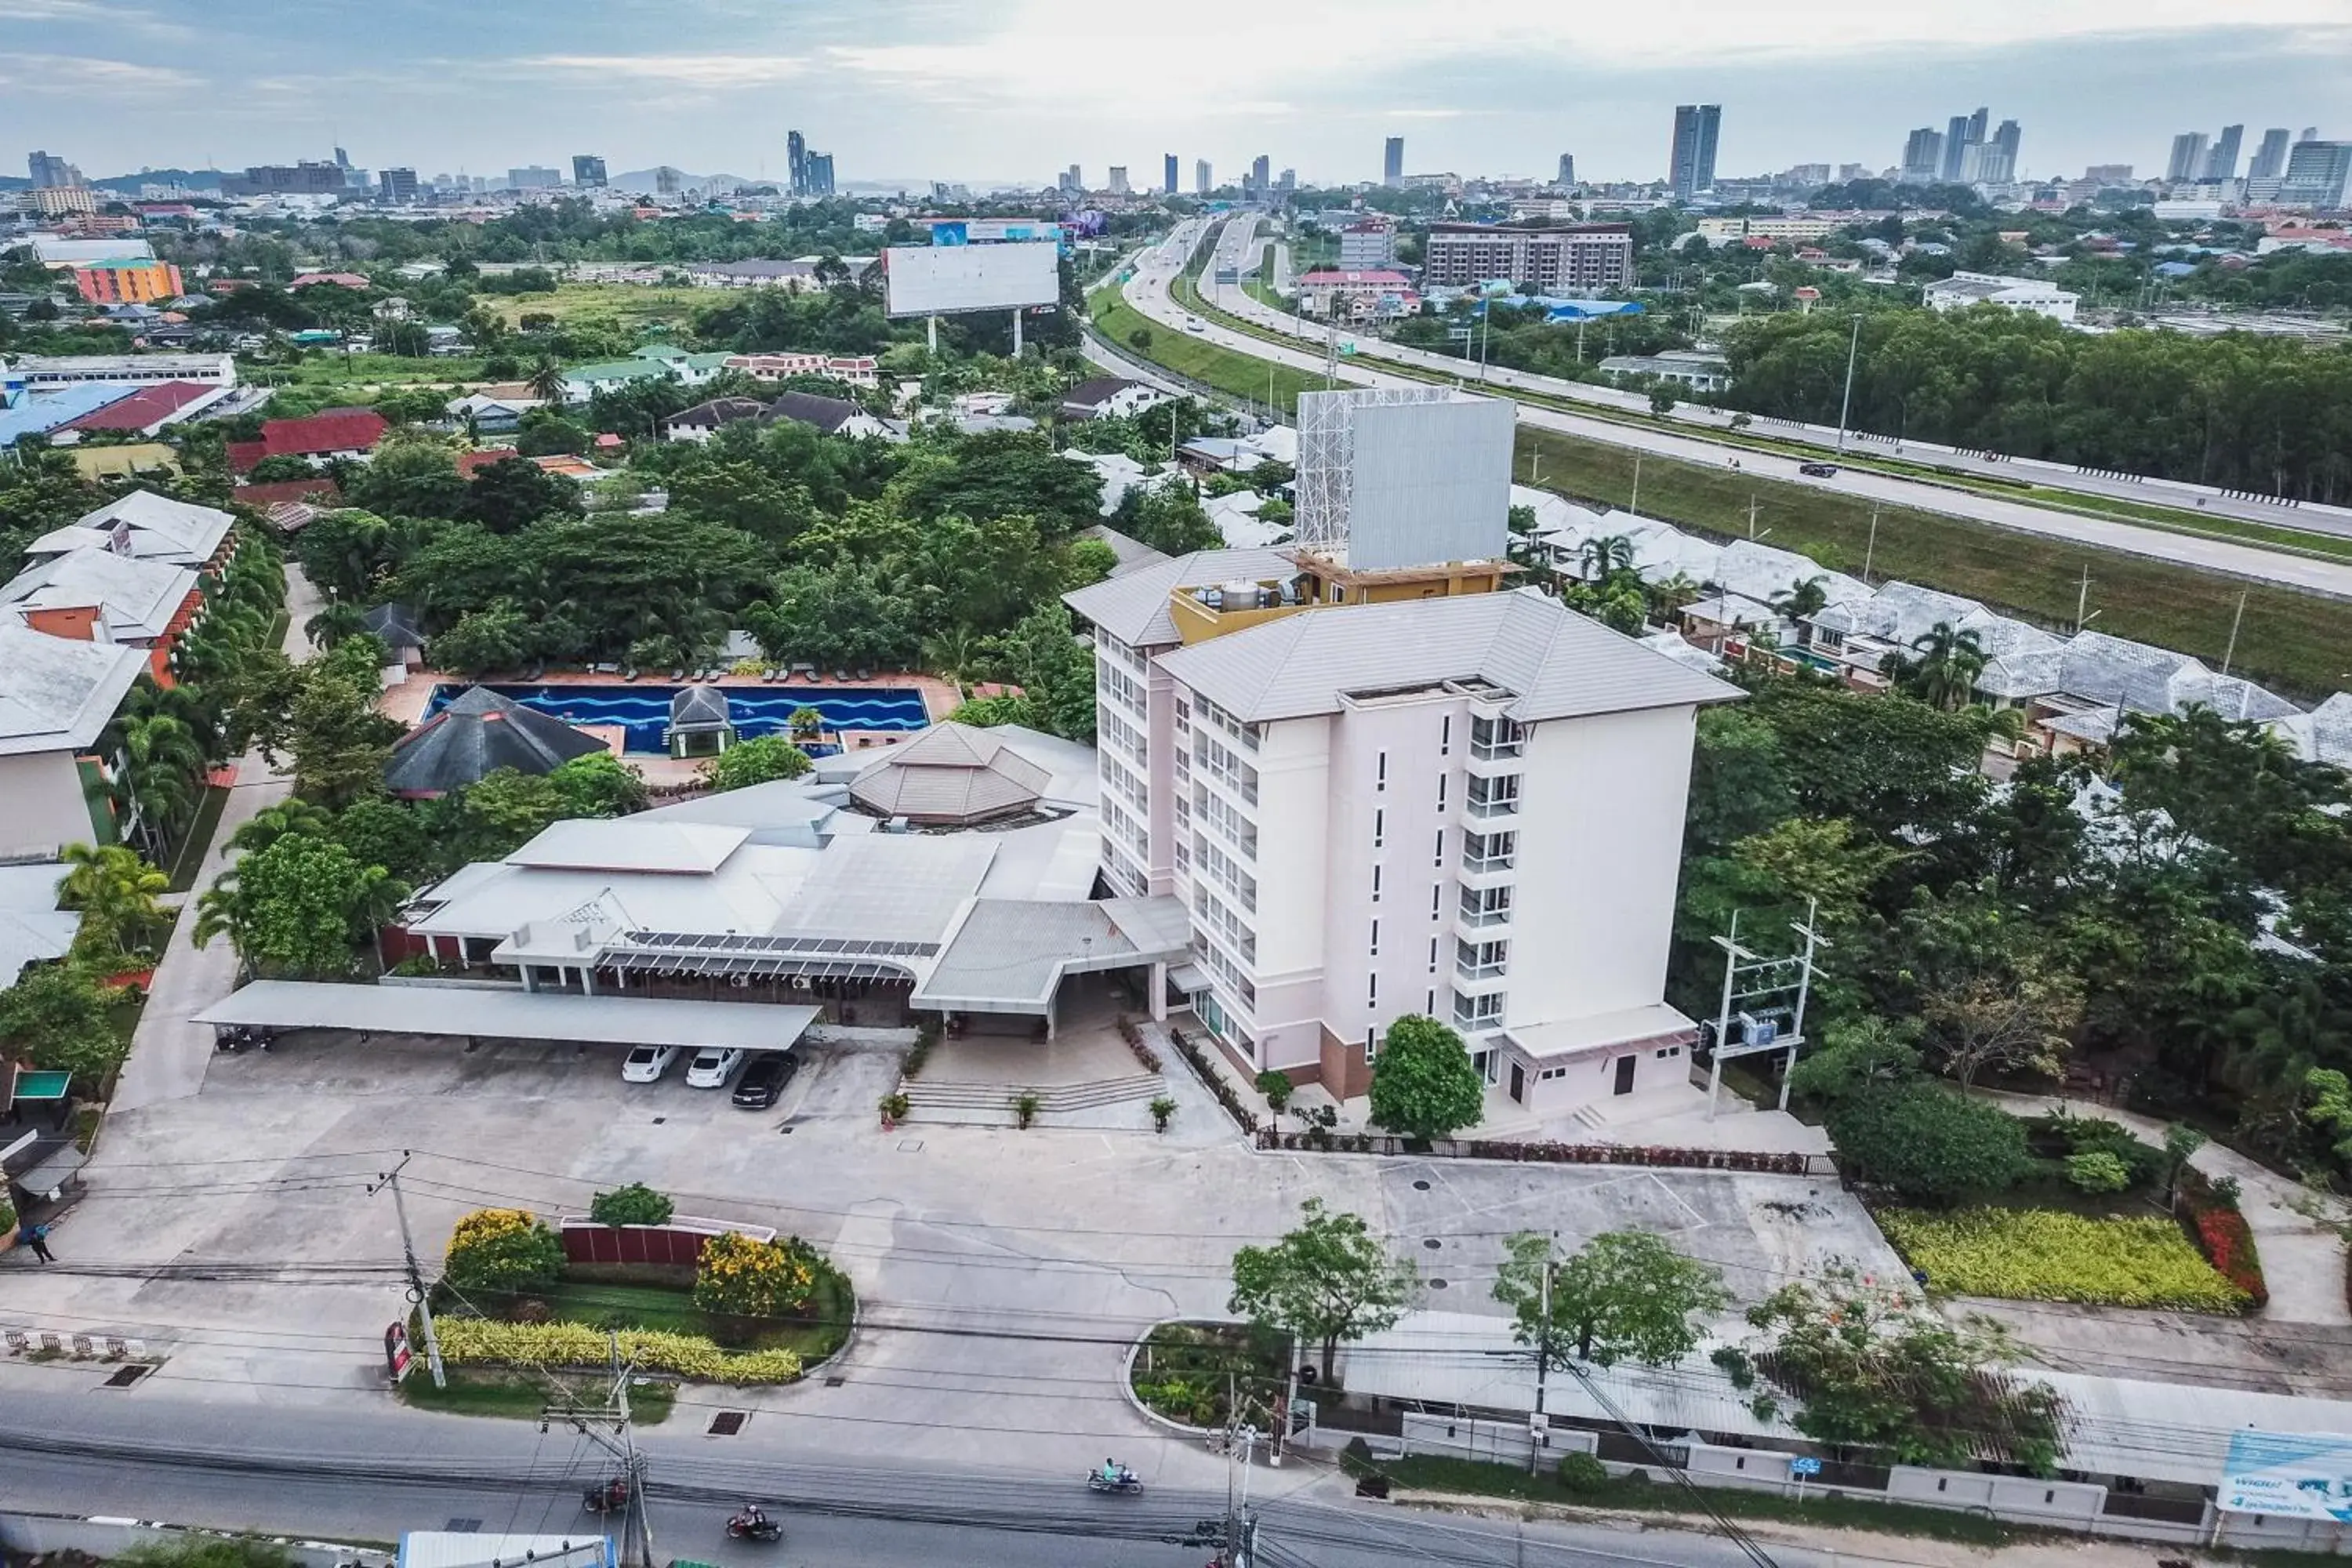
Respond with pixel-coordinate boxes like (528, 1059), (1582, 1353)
(306, 601), (370, 648)
(110, 713), (209, 854)
(227, 800), (335, 858)
(526, 355), (568, 405)
(1578, 533), (1636, 583)
(1646, 571), (1701, 620)
(59, 842), (169, 960)
(1885, 621), (1987, 711)
(1770, 575), (1831, 622)
(921, 627), (983, 696)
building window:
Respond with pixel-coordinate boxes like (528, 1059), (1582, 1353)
(1367, 973), (1378, 1008)
(1439, 714), (1452, 755)
(1373, 808), (1385, 848)
(1426, 988), (1436, 1014)
(1428, 935), (1439, 973)
(1371, 865), (1382, 902)
(1365, 1026), (1378, 1063)
(1433, 829), (1445, 868)
(1459, 884), (1512, 927)
(1436, 774), (1447, 810)
(1369, 919), (1380, 957)
(1471, 713), (1526, 760)
(1430, 884), (1442, 920)
(1377, 750), (1388, 791)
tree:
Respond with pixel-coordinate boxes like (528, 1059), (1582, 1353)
(1367, 1014), (1486, 1142)
(430, 601), (530, 674)
(1826, 1082), (2033, 1203)
(1785, 1016), (1922, 1105)
(194, 833), (408, 978)
(589, 1182), (675, 1227)
(1493, 1230), (1729, 1369)
(695, 1230), (818, 1318)
(1769, 575), (1830, 623)
(117, 1538), (303, 1568)
(463, 455), (584, 532)
(1648, 386), (1679, 416)
(0, 964), (127, 1084)
(1578, 533), (1635, 581)
(1228, 1199), (1416, 1383)
(442, 1207), (565, 1295)
(526, 355), (568, 404)
(1741, 1266), (2063, 1472)
(1882, 621), (1987, 711)
(699, 735), (813, 792)
(57, 843), (169, 961)
(548, 752), (647, 817)
(1918, 953), (2083, 1089)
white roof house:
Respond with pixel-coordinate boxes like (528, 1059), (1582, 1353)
(0, 618), (148, 757)
(1, 548), (198, 643)
(0, 862), (78, 990)
(1924, 270), (2080, 323)
(1203, 489), (1292, 550)
(1708, 540), (1870, 610)
(27, 489), (235, 568)
(1062, 546), (1298, 649)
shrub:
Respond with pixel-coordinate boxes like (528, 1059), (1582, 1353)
(1828, 1083), (2031, 1204)
(2177, 1167), (2267, 1309)
(1255, 1069), (1294, 1113)
(0, 1198), (16, 1233)
(2064, 1151), (2133, 1194)
(1150, 1094), (1178, 1132)
(1013, 1091), (1041, 1129)
(879, 1091), (909, 1123)
(1877, 1207), (2248, 1311)
(1557, 1450), (1610, 1494)
(434, 1317), (804, 1384)
(589, 1182), (675, 1228)
(693, 1231), (818, 1319)
(444, 1208), (564, 1294)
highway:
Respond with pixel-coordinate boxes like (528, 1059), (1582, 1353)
(0, 1386), (1880, 1568)
(1186, 216), (2352, 537)
(1116, 217), (2352, 601)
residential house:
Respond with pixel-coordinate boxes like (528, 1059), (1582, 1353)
(0, 547), (205, 684)
(723, 353), (880, 388)
(0, 618), (150, 861)
(1294, 269), (1420, 322)
(661, 397), (768, 443)
(54, 380), (234, 437)
(1058, 377), (1171, 422)
(446, 393), (538, 433)
(763, 393), (902, 441)
(1923, 270), (2080, 322)
(385, 687), (607, 798)
(557, 345), (734, 405)
(0, 862), (78, 991)
(225, 408), (390, 474)
(25, 490), (235, 572)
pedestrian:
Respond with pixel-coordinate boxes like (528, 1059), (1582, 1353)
(23, 1223), (53, 1264)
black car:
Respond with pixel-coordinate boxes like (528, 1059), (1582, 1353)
(731, 1051), (800, 1109)
(1798, 461), (1840, 477)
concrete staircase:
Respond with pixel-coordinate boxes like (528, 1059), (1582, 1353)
(900, 1073), (1165, 1116)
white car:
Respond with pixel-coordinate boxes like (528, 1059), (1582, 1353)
(684, 1047), (746, 1089)
(621, 1044), (681, 1083)
(1183, 315), (1207, 334)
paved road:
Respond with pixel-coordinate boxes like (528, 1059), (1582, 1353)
(1127, 218), (2352, 601)
(111, 564), (324, 1114)
(1197, 219), (2352, 537)
(0, 1388), (1871, 1568)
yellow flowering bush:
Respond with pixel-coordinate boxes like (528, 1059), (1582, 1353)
(1878, 1207), (2248, 1312)
(435, 1318), (805, 1384)
(445, 1207), (564, 1294)
(693, 1231), (817, 1318)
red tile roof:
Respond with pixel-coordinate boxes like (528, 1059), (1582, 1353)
(227, 408), (390, 472)
(233, 477), (344, 508)
(60, 381), (219, 433)
(457, 448), (519, 478)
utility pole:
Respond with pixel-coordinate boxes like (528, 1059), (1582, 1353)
(1747, 493), (1760, 539)
(545, 1334), (655, 1568)
(1628, 452), (1642, 517)
(2220, 588), (2248, 676)
(2075, 565), (2092, 633)
(1530, 1236), (1555, 1475)
(372, 1152), (445, 1388)
(1834, 312), (1861, 455)
(1862, 503), (1880, 586)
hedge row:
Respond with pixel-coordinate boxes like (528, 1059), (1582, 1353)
(2176, 1167), (2267, 1311)
(434, 1318), (805, 1384)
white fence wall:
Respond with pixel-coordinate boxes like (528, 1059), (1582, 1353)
(0, 1512), (390, 1568)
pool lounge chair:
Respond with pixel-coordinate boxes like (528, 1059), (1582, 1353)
(622, 667), (638, 681)
(764, 667), (781, 682)
(789, 662), (817, 681)
(669, 666), (686, 681)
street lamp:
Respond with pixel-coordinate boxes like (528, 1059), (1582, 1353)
(1834, 312), (1862, 456)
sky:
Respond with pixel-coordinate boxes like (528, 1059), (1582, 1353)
(4, 0), (2350, 189)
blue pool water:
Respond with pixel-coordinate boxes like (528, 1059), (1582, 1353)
(429, 684), (931, 755)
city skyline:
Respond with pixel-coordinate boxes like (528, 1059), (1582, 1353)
(1, 2), (2345, 187)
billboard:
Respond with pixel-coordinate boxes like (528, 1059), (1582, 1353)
(884, 241), (1061, 318)
(930, 220), (1066, 251)
(2221, 1430), (2352, 1520)
(1296, 390), (1512, 572)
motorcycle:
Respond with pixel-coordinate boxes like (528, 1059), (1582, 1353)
(582, 1479), (630, 1515)
(1086, 1469), (1145, 1496)
(726, 1508), (783, 1543)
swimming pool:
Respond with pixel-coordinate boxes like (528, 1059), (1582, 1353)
(428, 684), (931, 755)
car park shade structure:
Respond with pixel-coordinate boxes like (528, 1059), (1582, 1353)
(194, 981), (820, 1051)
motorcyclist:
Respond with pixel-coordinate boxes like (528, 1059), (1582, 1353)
(1100, 1457), (1121, 1485)
(735, 1502), (768, 1526)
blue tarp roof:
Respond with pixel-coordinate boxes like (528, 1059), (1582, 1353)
(0, 384), (137, 448)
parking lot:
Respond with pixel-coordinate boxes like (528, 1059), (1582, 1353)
(4, 1026), (1904, 1471)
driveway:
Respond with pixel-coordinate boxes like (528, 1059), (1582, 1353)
(109, 564), (323, 1114)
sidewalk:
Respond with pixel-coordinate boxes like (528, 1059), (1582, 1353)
(1979, 1088), (2350, 1327)
(109, 565), (322, 1116)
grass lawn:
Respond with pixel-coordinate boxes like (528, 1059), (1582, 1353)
(1087, 282), (1326, 417)
(165, 784), (233, 895)
(524, 1265), (854, 1364)
(249, 353), (489, 388)
(1130, 1320), (1289, 1428)
(1876, 1207), (2246, 1312)
(477, 282), (706, 332)
(396, 1365), (677, 1424)
(1375, 1454), (2031, 1547)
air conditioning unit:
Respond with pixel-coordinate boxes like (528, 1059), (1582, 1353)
(791, 975), (811, 989)
(730, 974), (750, 989)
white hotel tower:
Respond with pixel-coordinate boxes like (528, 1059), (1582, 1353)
(1064, 389), (1739, 1118)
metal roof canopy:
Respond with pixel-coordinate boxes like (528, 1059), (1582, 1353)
(194, 981), (820, 1052)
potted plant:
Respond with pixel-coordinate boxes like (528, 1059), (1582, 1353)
(878, 1091), (909, 1129)
(789, 706), (826, 743)
(1012, 1091), (1041, 1130)
(1149, 1095), (1177, 1133)
(1254, 1069), (1294, 1120)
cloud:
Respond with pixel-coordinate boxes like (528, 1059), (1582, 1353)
(514, 53), (808, 87)
(0, 52), (198, 93)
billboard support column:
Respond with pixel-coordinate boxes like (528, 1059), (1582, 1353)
(1011, 310), (1024, 357)
(927, 316), (938, 353)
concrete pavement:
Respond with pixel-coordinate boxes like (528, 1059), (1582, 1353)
(1132, 218), (2352, 600)
(110, 564), (325, 1115)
